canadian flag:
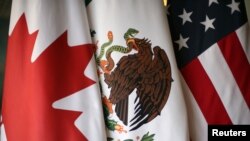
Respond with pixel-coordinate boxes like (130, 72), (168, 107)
(1, 0), (106, 141)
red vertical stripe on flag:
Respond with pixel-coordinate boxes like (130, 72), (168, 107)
(217, 32), (250, 109)
(181, 59), (232, 124)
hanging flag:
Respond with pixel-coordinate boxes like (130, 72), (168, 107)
(167, 0), (250, 140)
(1, 0), (106, 141)
(86, 0), (189, 140)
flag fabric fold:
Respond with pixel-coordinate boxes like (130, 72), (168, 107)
(1, 0), (106, 141)
(86, 0), (189, 140)
(167, 0), (250, 140)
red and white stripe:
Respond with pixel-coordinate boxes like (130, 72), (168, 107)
(181, 23), (250, 141)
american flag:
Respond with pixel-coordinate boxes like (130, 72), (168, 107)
(167, 0), (250, 140)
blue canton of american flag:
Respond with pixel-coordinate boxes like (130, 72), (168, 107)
(167, 0), (250, 141)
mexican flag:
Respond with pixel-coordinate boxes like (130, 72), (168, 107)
(1, 0), (106, 141)
(87, 0), (190, 140)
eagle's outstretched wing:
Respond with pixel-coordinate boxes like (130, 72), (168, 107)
(104, 54), (140, 125)
(130, 46), (172, 131)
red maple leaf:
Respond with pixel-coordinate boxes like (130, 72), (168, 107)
(2, 14), (95, 141)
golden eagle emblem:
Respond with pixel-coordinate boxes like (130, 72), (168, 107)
(96, 28), (172, 132)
